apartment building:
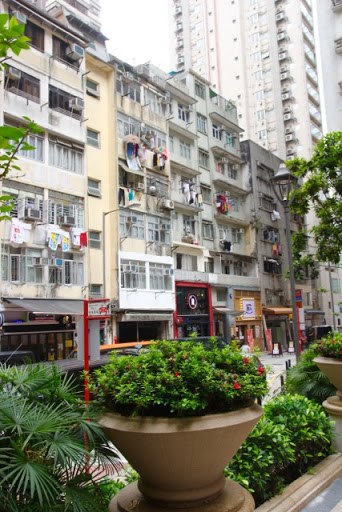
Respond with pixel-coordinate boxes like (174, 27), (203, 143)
(0, 0), (89, 359)
(168, 0), (323, 161)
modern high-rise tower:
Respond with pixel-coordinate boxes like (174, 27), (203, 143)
(168, 0), (323, 160)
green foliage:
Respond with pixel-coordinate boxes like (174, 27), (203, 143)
(0, 14), (30, 63)
(101, 468), (139, 504)
(289, 131), (342, 265)
(0, 364), (120, 512)
(285, 347), (336, 403)
(225, 394), (334, 507)
(311, 330), (342, 359)
(91, 340), (268, 417)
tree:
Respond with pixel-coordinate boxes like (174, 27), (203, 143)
(0, 14), (42, 220)
(289, 131), (342, 270)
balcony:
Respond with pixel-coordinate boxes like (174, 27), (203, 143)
(208, 91), (239, 131)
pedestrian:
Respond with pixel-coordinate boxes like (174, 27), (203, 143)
(240, 340), (251, 355)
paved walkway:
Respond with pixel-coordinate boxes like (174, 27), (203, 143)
(300, 476), (342, 512)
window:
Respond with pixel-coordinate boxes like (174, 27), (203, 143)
(259, 195), (275, 211)
(144, 88), (165, 116)
(183, 215), (196, 236)
(120, 81), (141, 103)
(88, 178), (101, 197)
(121, 260), (146, 289)
(256, 110), (265, 121)
(228, 164), (237, 180)
(87, 128), (100, 148)
(262, 227), (280, 243)
(201, 185), (211, 203)
(52, 36), (81, 67)
(252, 51), (261, 62)
(178, 103), (190, 123)
(230, 195), (240, 212)
(48, 199), (84, 228)
(117, 113), (140, 138)
(195, 81), (205, 99)
(196, 113), (207, 133)
(254, 70), (263, 80)
(255, 90), (264, 100)
(119, 210), (144, 239)
(217, 288), (226, 301)
(149, 263), (173, 291)
(176, 253), (197, 271)
(18, 133), (44, 161)
(232, 228), (244, 244)
(250, 32), (260, 44)
(180, 140), (191, 159)
(86, 78), (100, 97)
(258, 129), (267, 140)
(198, 149), (209, 168)
(264, 259), (281, 275)
(25, 21), (44, 51)
(49, 85), (83, 119)
(204, 258), (214, 273)
(5, 67), (40, 102)
(147, 215), (171, 244)
(249, 13), (258, 24)
(331, 279), (340, 294)
(48, 255), (84, 286)
(49, 136), (84, 174)
(212, 123), (222, 140)
(203, 222), (214, 240)
(90, 284), (102, 298)
(89, 231), (101, 249)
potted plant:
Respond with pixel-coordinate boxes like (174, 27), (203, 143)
(90, 339), (267, 512)
(312, 331), (342, 451)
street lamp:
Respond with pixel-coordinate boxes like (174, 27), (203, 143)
(271, 163), (300, 361)
(102, 202), (141, 298)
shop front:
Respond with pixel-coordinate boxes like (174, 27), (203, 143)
(233, 290), (263, 350)
(116, 311), (173, 343)
(174, 282), (213, 338)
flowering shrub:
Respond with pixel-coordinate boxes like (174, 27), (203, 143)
(91, 340), (267, 417)
(312, 331), (342, 360)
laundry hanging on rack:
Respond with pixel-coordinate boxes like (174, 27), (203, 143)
(126, 142), (142, 171)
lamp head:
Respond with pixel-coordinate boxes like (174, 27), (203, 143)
(271, 163), (298, 204)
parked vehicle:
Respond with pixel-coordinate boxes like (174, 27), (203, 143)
(0, 351), (36, 365)
(306, 325), (333, 346)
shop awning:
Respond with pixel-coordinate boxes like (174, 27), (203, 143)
(263, 307), (293, 315)
(4, 298), (84, 315)
(213, 307), (242, 316)
(121, 312), (173, 322)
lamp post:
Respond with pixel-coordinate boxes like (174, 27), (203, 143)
(102, 202), (141, 298)
(271, 163), (300, 361)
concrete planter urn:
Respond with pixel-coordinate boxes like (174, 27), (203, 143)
(100, 403), (263, 512)
(314, 356), (342, 451)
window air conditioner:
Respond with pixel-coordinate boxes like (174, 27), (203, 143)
(24, 207), (41, 220)
(283, 113), (292, 121)
(140, 125), (147, 134)
(127, 215), (138, 223)
(175, 6), (182, 14)
(232, 164), (239, 171)
(49, 258), (63, 267)
(275, 12), (285, 21)
(160, 223), (171, 230)
(220, 157), (229, 164)
(280, 72), (289, 80)
(162, 199), (175, 210)
(282, 92), (291, 100)
(34, 257), (48, 266)
(284, 106), (292, 113)
(160, 95), (171, 104)
(285, 134), (294, 141)
(7, 66), (21, 80)
(69, 97), (84, 111)
(137, 182), (144, 190)
(277, 32), (286, 41)
(67, 43), (84, 61)
(14, 12), (27, 24)
(282, 86), (290, 93)
(164, 268), (174, 276)
(88, 186), (101, 197)
(58, 215), (76, 226)
(122, 71), (134, 83)
(280, 65), (288, 73)
(278, 52), (287, 60)
(285, 128), (293, 134)
(219, 125), (226, 132)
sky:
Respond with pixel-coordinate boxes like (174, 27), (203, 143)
(100, 0), (171, 72)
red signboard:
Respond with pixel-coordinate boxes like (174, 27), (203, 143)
(266, 329), (273, 353)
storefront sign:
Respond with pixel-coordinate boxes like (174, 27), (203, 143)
(272, 342), (280, 355)
(185, 293), (198, 310)
(87, 300), (110, 317)
(288, 341), (295, 353)
(295, 289), (302, 308)
(242, 299), (255, 319)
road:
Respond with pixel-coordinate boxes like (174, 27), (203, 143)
(258, 350), (297, 403)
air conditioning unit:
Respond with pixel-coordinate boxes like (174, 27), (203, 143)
(122, 71), (134, 83)
(177, 40), (183, 48)
(277, 32), (286, 41)
(137, 182), (144, 190)
(58, 215), (76, 227)
(280, 72), (289, 80)
(283, 113), (292, 121)
(69, 97), (85, 111)
(140, 125), (147, 134)
(164, 268), (174, 276)
(279, 46), (287, 53)
(160, 95), (171, 104)
(176, 23), (183, 31)
(88, 186), (101, 197)
(177, 57), (184, 64)
(284, 105), (292, 113)
(278, 52), (287, 60)
(238, 229), (245, 235)
(285, 134), (294, 141)
(287, 147), (295, 156)
(160, 223), (171, 230)
(24, 207), (41, 220)
(14, 12), (27, 24)
(232, 164), (239, 171)
(128, 265), (137, 272)
(220, 157), (229, 164)
(34, 257), (48, 266)
(282, 92), (291, 100)
(185, 104), (193, 112)
(128, 215), (138, 223)
(219, 125), (226, 132)
(67, 43), (84, 61)
(7, 66), (21, 80)
(49, 258), (63, 267)
(280, 65), (288, 73)
(162, 199), (175, 210)
(285, 128), (293, 134)
(175, 6), (182, 14)
(275, 12), (285, 21)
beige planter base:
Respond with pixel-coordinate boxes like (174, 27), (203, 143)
(323, 397), (342, 452)
(109, 479), (255, 512)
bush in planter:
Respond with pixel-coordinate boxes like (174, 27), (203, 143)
(91, 339), (268, 417)
(285, 347), (337, 404)
(311, 331), (342, 359)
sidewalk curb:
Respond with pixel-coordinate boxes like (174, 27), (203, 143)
(255, 452), (342, 512)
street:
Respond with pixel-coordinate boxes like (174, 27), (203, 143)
(259, 350), (297, 403)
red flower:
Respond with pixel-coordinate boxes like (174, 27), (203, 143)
(233, 382), (241, 389)
(174, 372), (180, 377)
(243, 358), (250, 364)
(339, 350), (342, 355)
(332, 340), (336, 344)
(257, 366), (265, 375)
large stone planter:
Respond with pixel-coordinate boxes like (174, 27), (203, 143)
(314, 356), (342, 452)
(100, 403), (263, 511)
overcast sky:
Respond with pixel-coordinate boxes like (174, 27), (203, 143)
(100, 0), (171, 72)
